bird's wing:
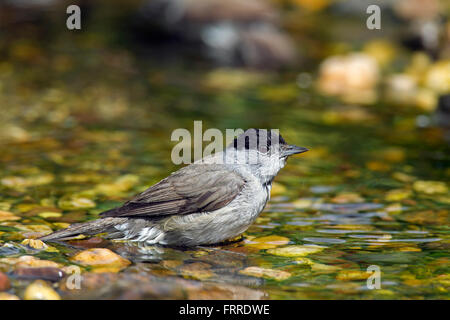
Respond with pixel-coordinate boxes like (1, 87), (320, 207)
(100, 164), (246, 218)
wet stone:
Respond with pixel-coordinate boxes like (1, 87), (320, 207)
(267, 245), (326, 257)
(0, 292), (20, 300)
(24, 280), (61, 300)
(13, 256), (62, 269)
(239, 266), (291, 281)
(21, 239), (48, 250)
(70, 248), (131, 272)
(68, 237), (110, 249)
(0, 272), (11, 291)
(13, 267), (65, 282)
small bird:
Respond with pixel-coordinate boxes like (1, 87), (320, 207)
(40, 129), (308, 246)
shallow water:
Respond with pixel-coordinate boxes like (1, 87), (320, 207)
(0, 3), (449, 300)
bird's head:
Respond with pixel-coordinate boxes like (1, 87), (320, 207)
(228, 129), (308, 182)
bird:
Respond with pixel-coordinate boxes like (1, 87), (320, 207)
(40, 129), (308, 246)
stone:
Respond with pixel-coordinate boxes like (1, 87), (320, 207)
(385, 189), (412, 201)
(13, 267), (65, 282)
(21, 239), (48, 250)
(413, 181), (448, 194)
(0, 210), (20, 222)
(178, 262), (214, 280)
(0, 293), (20, 300)
(244, 235), (290, 250)
(336, 270), (370, 281)
(70, 248), (131, 272)
(239, 266), (291, 281)
(267, 245), (325, 257)
(0, 272), (10, 291)
(58, 196), (96, 210)
(24, 280), (61, 300)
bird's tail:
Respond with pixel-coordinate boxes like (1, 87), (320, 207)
(39, 217), (126, 241)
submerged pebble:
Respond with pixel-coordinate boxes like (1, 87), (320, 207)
(336, 270), (370, 281)
(239, 266), (291, 281)
(413, 181), (448, 194)
(0, 272), (11, 291)
(1, 255), (62, 269)
(244, 235), (290, 250)
(70, 248), (131, 272)
(0, 293), (20, 300)
(21, 239), (48, 250)
(267, 245), (325, 257)
(58, 196), (96, 210)
(178, 262), (215, 280)
(24, 280), (61, 300)
(13, 267), (65, 282)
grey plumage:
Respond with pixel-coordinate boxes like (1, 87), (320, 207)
(40, 129), (308, 246)
(100, 164), (246, 218)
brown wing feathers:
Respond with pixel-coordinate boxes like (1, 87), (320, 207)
(100, 165), (246, 218)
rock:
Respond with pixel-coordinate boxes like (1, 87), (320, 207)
(53, 222), (71, 229)
(293, 258), (314, 266)
(331, 192), (364, 204)
(366, 161), (391, 172)
(392, 172), (416, 183)
(94, 174), (139, 196)
(311, 263), (341, 273)
(13, 223), (53, 239)
(13, 256), (61, 269)
(317, 53), (379, 104)
(38, 212), (62, 219)
(244, 235), (290, 250)
(13, 267), (65, 282)
(0, 292), (20, 300)
(24, 280), (61, 300)
(203, 69), (266, 91)
(0, 210), (20, 222)
(413, 180), (448, 194)
(267, 245), (325, 257)
(161, 260), (183, 269)
(137, 0), (296, 69)
(21, 239), (48, 250)
(239, 266), (291, 281)
(400, 210), (448, 225)
(0, 272), (10, 291)
(292, 198), (314, 209)
(385, 189), (412, 201)
(70, 248), (131, 272)
(327, 282), (361, 294)
(58, 272), (265, 300)
(394, 0), (440, 20)
(1, 174), (53, 189)
(385, 203), (404, 214)
(270, 182), (287, 197)
(322, 105), (377, 125)
(384, 74), (418, 106)
(425, 60), (450, 95)
(68, 237), (109, 249)
(378, 147), (406, 163)
(58, 196), (96, 210)
(336, 270), (371, 281)
(363, 40), (397, 67)
(186, 282), (266, 300)
(178, 262), (214, 280)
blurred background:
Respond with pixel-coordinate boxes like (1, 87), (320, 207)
(0, 0), (449, 300)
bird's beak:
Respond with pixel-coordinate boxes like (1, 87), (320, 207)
(282, 145), (309, 157)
